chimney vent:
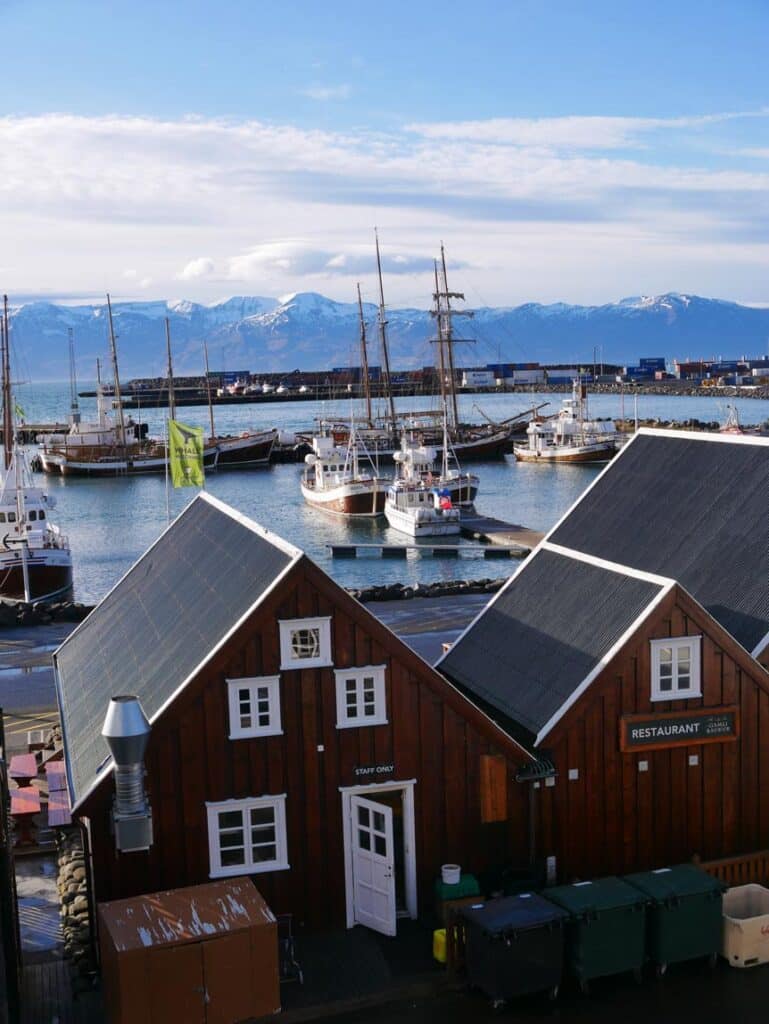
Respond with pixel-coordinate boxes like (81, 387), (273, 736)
(102, 695), (153, 853)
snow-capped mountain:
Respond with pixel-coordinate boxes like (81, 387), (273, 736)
(5, 292), (769, 380)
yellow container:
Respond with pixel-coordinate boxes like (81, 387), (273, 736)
(433, 927), (447, 963)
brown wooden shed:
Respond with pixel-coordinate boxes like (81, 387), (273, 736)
(98, 878), (279, 1024)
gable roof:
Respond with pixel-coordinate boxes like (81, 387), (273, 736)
(54, 493), (301, 811)
(440, 547), (668, 745)
(439, 429), (769, 746)
(549, 430), (769, 655)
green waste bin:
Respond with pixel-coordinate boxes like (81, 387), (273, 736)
(624, 864), (725, 974)
(545, 876), (648, 991)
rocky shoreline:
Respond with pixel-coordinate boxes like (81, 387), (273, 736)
(352, 577), (507, 602)
(0, 600), (93, 628)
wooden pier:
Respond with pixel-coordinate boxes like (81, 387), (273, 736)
(457, 509), (545, 548)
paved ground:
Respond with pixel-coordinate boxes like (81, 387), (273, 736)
(15, 853), (63, 963)
(318, 959), (769, 1023)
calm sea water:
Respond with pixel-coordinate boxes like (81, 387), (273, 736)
(14, 383), (769, 604)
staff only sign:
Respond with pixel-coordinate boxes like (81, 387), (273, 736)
(619, 706), (739, 753)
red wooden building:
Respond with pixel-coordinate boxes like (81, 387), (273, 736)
(55, 494), (531, 935)
(440, 429), (769, 881)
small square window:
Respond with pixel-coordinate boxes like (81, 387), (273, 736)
(650, 637), (702, 702)
(227, 677), (282, 739)
(335, 666), (387, 728)
(279, 617), (332, 669)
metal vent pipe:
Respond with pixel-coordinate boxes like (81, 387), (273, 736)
(101, 695), (151, 816)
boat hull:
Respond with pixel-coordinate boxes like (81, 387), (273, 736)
(512, 442), (616, 464)
(300, 480), (387, 517)
(384, 502), (461, 538)
(0, 550), (73, 602)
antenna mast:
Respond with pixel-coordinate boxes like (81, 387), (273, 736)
(375, 230), (398, 434)
(356, 283), (372, 425)
(68, 328), (80, 424)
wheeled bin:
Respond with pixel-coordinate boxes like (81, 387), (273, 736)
(460, 894), (569, 1007)
(624, 864), (725, 975)
(546, 876), (648, 992)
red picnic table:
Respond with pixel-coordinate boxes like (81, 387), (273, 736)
(9, 753), (38, 787)
(10, 786), (41, 846)
(45, 760), (67, 791)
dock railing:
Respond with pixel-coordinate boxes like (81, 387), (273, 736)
(695, 850), (769, 888)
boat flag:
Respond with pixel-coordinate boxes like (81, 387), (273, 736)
(168, 419), (204, 488)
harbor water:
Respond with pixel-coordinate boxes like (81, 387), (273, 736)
(14, 383), (769, 605)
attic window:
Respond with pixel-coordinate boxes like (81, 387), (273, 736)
(650, 636), (702, 701)
(279, 617), (332, 670)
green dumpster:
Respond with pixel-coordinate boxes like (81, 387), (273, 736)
(545, 876), (648, 992)
(624, 864), (725, 975)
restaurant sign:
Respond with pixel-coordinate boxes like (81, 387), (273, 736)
(620, 706), (739, 753)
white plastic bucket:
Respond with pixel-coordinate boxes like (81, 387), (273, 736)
(441, 864), (461, 885)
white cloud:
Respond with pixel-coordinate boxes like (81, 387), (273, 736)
(177, 257), (216, 280)
(301, 83), (351, 101)
(0, 111), (767, 306)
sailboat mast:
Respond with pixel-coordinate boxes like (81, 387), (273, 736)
(165, 317), (176, 422)
(203, 342), (216, 440)
(440, 244), (460, 432)
(1, 296), (11, 471)
(356, 283), (372, 425)
(432, 261), (448, 418)
(374, 230), (398, 434)
(105, 294), (127, 457)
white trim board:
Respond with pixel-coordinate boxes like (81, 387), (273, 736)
(752, 630), (769, 661)
(535, 579), (676, 745)
(635, 427), (769, 446)
(541, 542), (674, 587)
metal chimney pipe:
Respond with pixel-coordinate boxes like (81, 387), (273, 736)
(102, 695), (151, 819)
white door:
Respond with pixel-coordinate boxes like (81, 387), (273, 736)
(350, 795), (396, 936)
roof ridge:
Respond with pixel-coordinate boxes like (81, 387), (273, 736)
(541, 541), (675, 587)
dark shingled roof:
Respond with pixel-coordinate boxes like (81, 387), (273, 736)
(440, 548), (663, 741)
(550, 433), (769, 654)
(55, 494), (299, 809)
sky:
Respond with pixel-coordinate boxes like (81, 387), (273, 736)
(1, 0), (768, 309)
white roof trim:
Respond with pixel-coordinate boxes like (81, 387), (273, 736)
(199, 491), (303, 559)
(542, 542), (674, 587)
(636, 426), (769, 446)
(64, 497), (305, 813)
(535, 579), (676, 746)
(752, 630), (769, 660)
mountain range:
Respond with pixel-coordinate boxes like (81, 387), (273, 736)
(6, 292), (769, 380)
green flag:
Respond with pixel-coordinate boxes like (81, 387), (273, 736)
(168, 419), (204, 488)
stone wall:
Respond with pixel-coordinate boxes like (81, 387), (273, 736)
(56, 828), (96, 989)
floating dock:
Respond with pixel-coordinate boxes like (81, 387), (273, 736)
(457, 510), (545, 548)
(328, 542), (529, 559)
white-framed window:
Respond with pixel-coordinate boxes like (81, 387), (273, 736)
(279, 616), (332, 670)
(650, 636), (702, 701)
(227, 676), (282, 739)
(206, 795), (288, 878)
(335, 665), (387, 728)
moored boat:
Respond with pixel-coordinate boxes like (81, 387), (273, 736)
(300, 431), (388, 518)
(0, 296), (73, 602)
(513, 379), (619, 463)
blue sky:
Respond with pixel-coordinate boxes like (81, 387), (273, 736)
(1, 0), (767, 307)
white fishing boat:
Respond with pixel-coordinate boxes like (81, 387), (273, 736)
(384, 421), (462, 537)
(391, 435), (478, 506)
(0, 296), (72, 602)
(512, 379), (619, 464)
(301, 430), (388, 518)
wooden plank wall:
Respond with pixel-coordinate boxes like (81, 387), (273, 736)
(532, 587), (769, 882)
(83, 559), (530, 928)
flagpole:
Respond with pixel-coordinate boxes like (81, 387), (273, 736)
(164, 415), (170, 524)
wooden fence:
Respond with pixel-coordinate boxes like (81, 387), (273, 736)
(696, 850), (769, 889)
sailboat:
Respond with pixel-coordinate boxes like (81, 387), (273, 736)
(39, 299), (276, 476)
(0, 296), (73, 602)
(512, 378), (619, 463)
